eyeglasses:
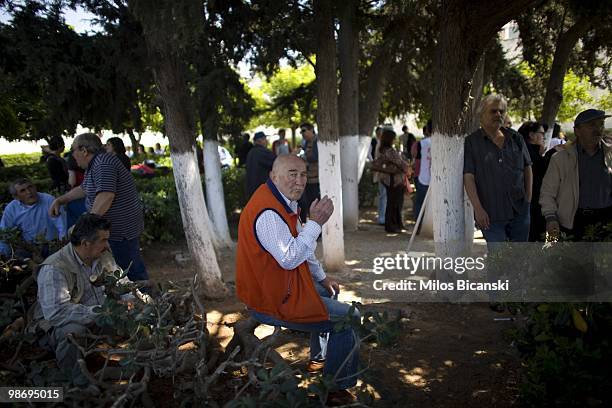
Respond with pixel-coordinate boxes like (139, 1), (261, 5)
(300, 129), (307, 133)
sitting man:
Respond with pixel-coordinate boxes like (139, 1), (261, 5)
(0, 179), (67, 259)
(31, 214), (121, 387)
(236, 154), (359, 405)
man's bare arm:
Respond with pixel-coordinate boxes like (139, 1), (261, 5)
(49, 186), (86, 217)
(464, 173), (490, 229)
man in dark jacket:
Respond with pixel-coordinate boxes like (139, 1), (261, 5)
(245, 131), (276, 199)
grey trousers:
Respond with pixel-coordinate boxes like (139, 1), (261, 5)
(40, 323), (90, 387)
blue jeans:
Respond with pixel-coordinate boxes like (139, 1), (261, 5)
(481, 202), (530, 252)
(377, 181), (387, 224)
(250, 280), (360, 389)
(108, 237), (149, 281)
(414, 179), (428, 222)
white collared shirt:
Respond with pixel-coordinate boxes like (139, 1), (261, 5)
(254, 190), (326, 282)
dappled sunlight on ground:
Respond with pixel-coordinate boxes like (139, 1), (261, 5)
(144, 206), (520, 407)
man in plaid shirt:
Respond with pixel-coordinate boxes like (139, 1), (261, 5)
(32, 214), (119, 388)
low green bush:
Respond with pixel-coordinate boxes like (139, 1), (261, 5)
(358, 166), (378, 208)
(221, 167), (247, 221)
(513, 302), (612, 407)
(0, 152), (41, 167)
(0, 163), (50, 183)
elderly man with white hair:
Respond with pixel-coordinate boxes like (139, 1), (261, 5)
(463, 94), (533, 247)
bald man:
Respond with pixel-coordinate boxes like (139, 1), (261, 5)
(235, 155), (359, 403)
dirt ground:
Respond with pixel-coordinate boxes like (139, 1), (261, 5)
(143, 205), (522, 407)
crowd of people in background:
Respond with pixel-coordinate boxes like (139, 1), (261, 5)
(1, 103), (608, 261)
(0, 104), (609, 398)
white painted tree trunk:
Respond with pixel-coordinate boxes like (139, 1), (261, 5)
(357, 135), (371, 182)
(430, 133), (468, 260)
(170, 148), (227, 296)
(543, 127), (554, 151)
(318, 140), (345, 271)
(340, 135), (359, 231)
(203, 140), (233, 249)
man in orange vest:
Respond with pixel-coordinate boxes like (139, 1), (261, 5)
(236, 154), (359, 405)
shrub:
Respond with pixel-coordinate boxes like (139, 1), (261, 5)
(358, 166), (378, 207)
(0, 153), (41, 166)
(0, 163), (50, 182)
(221, 167), (246, 220)
(513, 303), (612, 407)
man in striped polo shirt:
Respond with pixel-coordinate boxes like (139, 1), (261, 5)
(49, 133), (148, 281)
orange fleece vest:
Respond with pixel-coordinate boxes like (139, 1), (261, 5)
(236, 180), (329, 323)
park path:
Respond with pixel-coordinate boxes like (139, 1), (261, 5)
(144, 207), (522, 407)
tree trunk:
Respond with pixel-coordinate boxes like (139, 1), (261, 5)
(159, 61), (226, 296)
(358, 57), (391, 137)
(127, 128), (141, 158)
(314, 0), (344, 271)
(539, 17), (591, 146)
(356, 44), (393, 183)
(202, 137), (234, 249)
(431, 0), (536, 262)
(144, 53), (226, 298)
(199, 108), (233, 249)
(338, 0), (360, 231)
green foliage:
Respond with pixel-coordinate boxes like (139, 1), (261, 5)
(358, 166), (379, 208)
(0, 153), (41, 166)
(512, 303), (612, 407)
(0, 162), (49, 186)
(334, 302), (402, 347)
(510, 63), (601, 122)
(597, 90), (612, 111)
(248, 63), (317, 130)
(135, 176), (183, 244)
(556, 71), (596, 122)
(221, 166), (247, 221)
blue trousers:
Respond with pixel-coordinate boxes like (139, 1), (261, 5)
(66, 198), (87, 229)
(108, 237), (149, 281)
(250, 280), (360, 389)
(481, 202), (530, 253)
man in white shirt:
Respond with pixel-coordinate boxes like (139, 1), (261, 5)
(414, 120), (432, 224)
(235, 154), (359, 404)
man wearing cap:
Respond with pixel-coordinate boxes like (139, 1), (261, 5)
(245, 131), (276, 199)
(540, 109), (612, 240)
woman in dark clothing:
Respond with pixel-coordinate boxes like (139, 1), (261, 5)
(105, 137), (132, 171)
(371, 128), (410, 233)
(46, 136), (69, 193)
(518, 121), (548, 241)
